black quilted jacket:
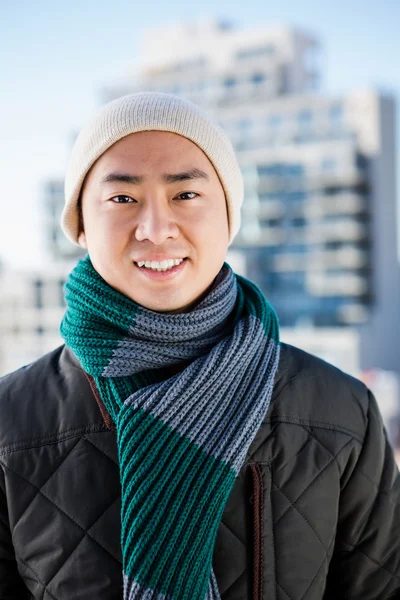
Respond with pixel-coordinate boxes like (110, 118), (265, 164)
(1, 343), (400, 599)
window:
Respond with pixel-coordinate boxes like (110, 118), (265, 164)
(284, 164), (303, 177)
(285, 191), (307, 203)
(33, 279), (43, 309)
(257, 164), (278, 177)
(325, 240), (343, 250)
(224, 77), (236, 88)
(257, 163), (304, 179)
(356, 154), (368, 171)
(329, 103), (343, 122)
(298, 110), (313, 125)
(238, 118), (252, 132)
(48, 181), (64, 195)
(268, 114), (283, 129)
(285, 243), (307, 253)
(251, 73), (266, 85)
(291, 217), (306, 228)
(236, 45), (275, 60)
(259, 192), (280, 202)
(260, 218), (282, 228)
(321, 158), (337, 173)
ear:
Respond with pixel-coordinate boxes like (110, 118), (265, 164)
(78, 230), (88, 249)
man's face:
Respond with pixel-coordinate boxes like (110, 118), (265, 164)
(78, 131), (230, 312)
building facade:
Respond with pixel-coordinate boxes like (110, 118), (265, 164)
(44, 178), (85, 262)
(0, 264), (72, 375)
(1, 19), (399, 382)
(103, 19), (400, 375)
(0, 178), (84, 376)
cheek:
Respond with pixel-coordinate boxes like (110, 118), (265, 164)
(192, 197), (228, 233)
(84, 207), (131, 242)
(193, 208), (229, 261)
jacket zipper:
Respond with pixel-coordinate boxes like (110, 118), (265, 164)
(249, 463), (264, 600)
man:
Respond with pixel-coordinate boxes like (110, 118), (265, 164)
(0, 92), (399, 600)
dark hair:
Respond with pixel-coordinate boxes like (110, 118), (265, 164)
(77, 194), (84, 234)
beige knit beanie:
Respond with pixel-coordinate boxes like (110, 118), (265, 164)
(62, 92), (244, 245)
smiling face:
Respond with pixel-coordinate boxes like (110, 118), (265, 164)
(78, 131), (230, 312)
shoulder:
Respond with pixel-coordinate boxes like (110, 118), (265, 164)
(271, 343), (370, 441)
(0, 345), (103, 452)
(0, 345), (66, 407)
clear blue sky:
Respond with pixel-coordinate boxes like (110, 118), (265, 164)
(2, 0), (400, 268)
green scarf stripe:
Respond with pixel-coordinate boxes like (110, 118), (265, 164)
(61, 256), (141, 374)
(65, 262), (138, 330)
(96, 377), (139, 423)
(118, 406), (234, 549)
(61, 257), (280, 599)
(118, 408), (235, 597)
(180, 489), (231, 597)
(236, 274), (280, 342)
(162, 485), (230, 599)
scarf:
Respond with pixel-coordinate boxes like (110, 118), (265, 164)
(60, 255), (280, 600)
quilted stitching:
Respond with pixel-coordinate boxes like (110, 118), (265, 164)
(219, 519), (246, 549)
(277, 581), (293, 600)
(6, 442), (120, 558)
(297, 536), (336, 600)
(268, 432), (355, 600)
(216, 520), (247, 597)
(81, 433), (119, 466)
(1, 369), (392, 599)
(2, 423), (359, 600)
(11, 437), (83, 531)
(272, 442), (345, 533)
(221, 570), (248, 597)
(16, 555), (59, 600)
(45, 494), (121, 588)
(2, 433), (122, 597)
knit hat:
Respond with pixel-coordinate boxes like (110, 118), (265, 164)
(61, 92), (244, 245)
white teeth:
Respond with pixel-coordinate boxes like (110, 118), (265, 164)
(137, 258), (185, 271)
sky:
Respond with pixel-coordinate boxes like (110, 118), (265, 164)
(2, 0), (400, 269)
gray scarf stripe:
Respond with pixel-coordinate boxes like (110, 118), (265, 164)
(123, 577), (171, 600)
(103, 267), (238, 377)
(124, 316), (279, 472)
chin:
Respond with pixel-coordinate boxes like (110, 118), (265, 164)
(132, 294), (191, 314)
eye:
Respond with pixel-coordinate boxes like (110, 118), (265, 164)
(176, 192), (198, 200)
(111, 195), (135, 203)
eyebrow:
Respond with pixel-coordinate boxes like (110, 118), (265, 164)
(100, 168), (210, 186)
(162, 168), (210, 184)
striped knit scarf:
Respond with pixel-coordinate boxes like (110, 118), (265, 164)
(60, 255), (280, 600)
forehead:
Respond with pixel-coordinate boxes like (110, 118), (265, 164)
(93, 130), (214, 173)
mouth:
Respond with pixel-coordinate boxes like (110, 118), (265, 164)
(134, 257), (186, 272)
(133, 257), (188, 279)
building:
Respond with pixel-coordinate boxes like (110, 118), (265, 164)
(0, 263), (72, 375)
(1, 19), (399, 383)
(102, 19), (400, 376)
(0, 176), (84, 376)
(44, 178), (85, 262)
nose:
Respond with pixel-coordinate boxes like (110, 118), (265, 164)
(134, 199), (179, 245)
